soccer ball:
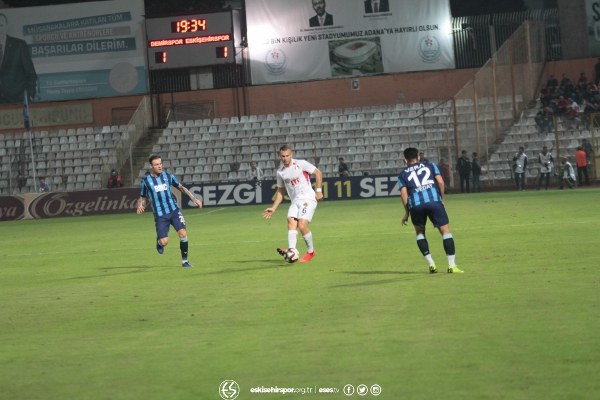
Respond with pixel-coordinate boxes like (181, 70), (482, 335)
(284, 248), (300, 263)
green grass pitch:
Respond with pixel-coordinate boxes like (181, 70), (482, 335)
(1, 189), (599, 399)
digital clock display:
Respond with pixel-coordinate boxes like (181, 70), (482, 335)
(171, 19), (207, 33)
(146, 11), (240, 70)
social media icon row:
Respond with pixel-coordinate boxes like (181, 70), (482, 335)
(343, 384), (381, 396)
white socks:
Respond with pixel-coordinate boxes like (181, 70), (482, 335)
(303, 232), (314, 253)
(288, 230), (298, 249)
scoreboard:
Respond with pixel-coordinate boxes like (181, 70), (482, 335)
(146, 11), (240, 70)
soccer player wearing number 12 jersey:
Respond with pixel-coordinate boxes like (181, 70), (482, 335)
(398, 147), (463, 274)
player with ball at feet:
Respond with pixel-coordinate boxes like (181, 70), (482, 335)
(262, 144), (324, 263)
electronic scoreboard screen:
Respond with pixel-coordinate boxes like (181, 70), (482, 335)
(146, 11), (239, 70)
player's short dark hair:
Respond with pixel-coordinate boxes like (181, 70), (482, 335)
(403, 147), (419, 160)
(279, 144), (292, 152)
(148, 154), (161, 164)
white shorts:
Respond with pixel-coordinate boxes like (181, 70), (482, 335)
(287, 199), (318, 222)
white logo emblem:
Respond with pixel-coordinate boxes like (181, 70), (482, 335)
(419, 35), (441, 63)
(219, 380), (240, 399)
(265, 48), (287, 74)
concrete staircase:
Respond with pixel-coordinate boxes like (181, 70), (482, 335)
(121, 128), (163, 187)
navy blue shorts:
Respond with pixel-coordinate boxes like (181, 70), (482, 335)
(410, 202), (449, 228)
(155, 209), (186, 239)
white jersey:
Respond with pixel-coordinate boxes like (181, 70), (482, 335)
(538, 152), (554, 173)
(276, 159), (317, 201)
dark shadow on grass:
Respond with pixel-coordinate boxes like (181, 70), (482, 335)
(66, 265), (170, 280)
(344, 270), (421, 275)
(330, 272), (431, 288)
(205, 260), (284, 275)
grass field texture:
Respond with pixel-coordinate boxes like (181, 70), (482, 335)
(1, 189), (599, 400)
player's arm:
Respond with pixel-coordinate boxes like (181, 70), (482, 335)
(312, 167), (324, 201)
(178, 183), (202, 208)
(262, 187), (285, 219)
(435, 175), (446, 204)
(136, 196), (146, 214)
(400, 187), (410, 226)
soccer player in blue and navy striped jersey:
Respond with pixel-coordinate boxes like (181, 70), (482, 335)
(398, 147), (463, 274)
(137, 154), (202, 268)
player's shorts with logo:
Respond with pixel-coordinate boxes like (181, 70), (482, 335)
(155, 209), (186, 238)
(287, 199), (318, 222)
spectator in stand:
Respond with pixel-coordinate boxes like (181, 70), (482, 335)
(565, 99), (581, 130)
(38, 176), (50, 193)
(535, 108), (553, 134)
(559, 73), (574, 96)
(546, 74), (559, 93)
(539, 85), (553, 108)
(577, 72), (589, 91)
(456, 150), (471, 193)
(575, 146), (590, 186)
(438, 158), (451, 193)
(537, 146), (554, 190)
(247, 161), (264, 184)
(471, 152), (481, 193)
(337, 157), (350, 178)
(513, 146), (528, 191)
(555, 95), (569, 115)
(107, 169), (123, 188)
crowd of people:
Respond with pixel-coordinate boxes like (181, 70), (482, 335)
(454, 150), (482, 193)
(505, 142), (593, 190)
(535, 69), (600, 134)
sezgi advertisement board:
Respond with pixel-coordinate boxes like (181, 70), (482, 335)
(0, 175), (400, 221)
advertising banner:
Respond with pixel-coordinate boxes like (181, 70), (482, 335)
(0, 175), (400, 221)
(0, 195), (25, 221)
(246, 0), (455, 84)
(586, 0), (600, 56)
(0, 0), (147, 104)
(183, 174), (400, 208)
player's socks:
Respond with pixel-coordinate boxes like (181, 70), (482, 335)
(303, 232), (314, 253)
(180, 236), (188, 261)
(442, 233), (455, 256)
(447, 255), (456, 266)
(156, 239), (164, 254)
(416, 234), (433, 265)
(182, 260), (192, 268)
(288, 230), (298, 249)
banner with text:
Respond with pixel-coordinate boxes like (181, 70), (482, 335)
(0, 176), (400, 221)
(586, 0), (600, 56)
(1, 0), (147, 104)
(246, 0), (455, 84)
(183, 175), (400, 208)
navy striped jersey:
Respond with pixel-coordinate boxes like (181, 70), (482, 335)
(398, 161), (443, 209)
(140, 171), (180, 217)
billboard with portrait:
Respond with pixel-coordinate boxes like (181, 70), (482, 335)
(246, 0), (455, 84)
(0, 0), (147, 104)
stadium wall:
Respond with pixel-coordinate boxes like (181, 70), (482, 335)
(1, 58), (598, 132)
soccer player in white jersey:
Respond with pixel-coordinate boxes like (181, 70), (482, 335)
(262, 145), (324, 263)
